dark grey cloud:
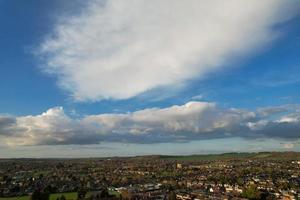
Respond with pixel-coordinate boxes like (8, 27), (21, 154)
(0, 116), (16, 136)
(255, 121), (300, 139)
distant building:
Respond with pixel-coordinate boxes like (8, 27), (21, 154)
(177, 163), (183, 169)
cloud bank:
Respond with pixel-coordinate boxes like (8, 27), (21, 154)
(39, 0), (299, 101)
(1, 102), (300, 146)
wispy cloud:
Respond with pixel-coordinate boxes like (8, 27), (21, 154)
(191, 94), (204, 101)
(38, 0), (299, 101)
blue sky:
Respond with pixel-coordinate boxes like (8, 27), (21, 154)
(0, 0), (300, 157)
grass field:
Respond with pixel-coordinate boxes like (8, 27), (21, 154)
(0, 190), (120, 200)
(49, 192), (77, 200)
(33, 170), (50, 177)
(0, 192), (77, 200)
(160, 152), (272, 161)
(0, 196), (29, 200)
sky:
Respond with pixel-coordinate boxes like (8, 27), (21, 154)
(0, 0), (300, 158)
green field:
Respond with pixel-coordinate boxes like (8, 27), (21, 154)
(49, 192), (77, 200)
(160, 152), (272, 161)
(0, 192), (77, 200)
(108, 190), (120, 198)
(0, 196), (29, 200)
(33, 170), (50, 177)
(0, 190), (120, 200)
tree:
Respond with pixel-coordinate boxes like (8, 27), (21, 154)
(100, 188), (110, 198)
(77, 189), (87, 200)
(242, 185), (261, 200)
(168, 191), (176, 200)
(31, 189), (49, 200)
(60, 195), (66, 200)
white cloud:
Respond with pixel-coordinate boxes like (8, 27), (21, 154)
(2, 107), (105, 146)
(282, 143), (295, 149)
(191, 94), (204, 101)
(39, 0), (299, 101)
(1, 101), (300, 146)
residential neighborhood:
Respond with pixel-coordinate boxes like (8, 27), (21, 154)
(0, 152), (299, 200)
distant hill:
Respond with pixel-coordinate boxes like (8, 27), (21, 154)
(1, 152), (299, 161)
(158, 152), (300, 161)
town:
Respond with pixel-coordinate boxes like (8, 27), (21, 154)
(0, 152), (299, 200)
